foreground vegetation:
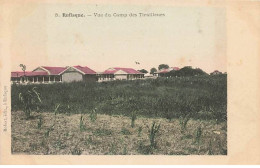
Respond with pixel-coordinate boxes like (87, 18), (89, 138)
(11, 75), (227, 155)
(12, 75), (227, 121)
(12, 111), (227, 155)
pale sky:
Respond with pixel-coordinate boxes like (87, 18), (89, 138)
(11, 4), (226, 73)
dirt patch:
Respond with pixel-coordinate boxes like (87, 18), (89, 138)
(11, 111), (227, 155)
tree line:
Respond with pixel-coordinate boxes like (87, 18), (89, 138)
(138, 64), (224, 77)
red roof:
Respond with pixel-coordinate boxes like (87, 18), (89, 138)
(103, 67), (143, 74)
(11, 71), (48, 77)
(159, 69), (169, 73)
(73, 65), (96, 74)
(171, 67), (180, 71)
(12, 65), (96, 77)
(41, 66), (67, 75)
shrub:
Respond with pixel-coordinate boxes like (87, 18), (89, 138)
(194, 126), (203, 145)
(122, 145), (128, 155)
(138, 126), (143, 137)
(90, 108), (97, 122)
(131, 111), (137, 128)
(44, 127), (53, 138)
(71, 148), (82, 155)
(79, 115), (86, 132)
(121, 127), (131, 135)
(18, 87), (42, 119)
(148, 121), (161, 149)
(208, 139), (213, 155)
(108, 143), (117, 155)
(179, 114), (191, 133)
(137, 140), (151, 155)
(93, 128), (112, 136)
(37, 116), (43, 129)
(54, 104), (60, 116)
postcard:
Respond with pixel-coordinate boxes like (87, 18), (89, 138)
(0, 0), (260, 165)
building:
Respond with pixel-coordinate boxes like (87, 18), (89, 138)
(11, 65), (97, 84)
(156, 67), (180, 77)
(210, 70), (222, 75)
(11, 71), (50, 83)
(61, 65), (97, 82)
(11, 66), (145, 84)
(32, 66), (67, 83)
(98, 67), (144, 81)
(144, 73), (156, 79)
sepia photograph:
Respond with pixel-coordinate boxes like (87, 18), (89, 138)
(9, 4), (227, 155)
(1, 0), (260, 165)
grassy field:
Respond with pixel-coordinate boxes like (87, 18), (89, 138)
(11, 75), (227, 155)
(12, 111), (227, 155)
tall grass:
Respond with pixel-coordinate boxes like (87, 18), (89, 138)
(89, 108), (97, 122)
(11, 75), (227, 121)
(18, 87), (42, 119)
(148, 121), (161, 149)
(138, 126), (143, 137)
(195, 126), (203, 144)
(179, 114), (191, 133)
(37, 116), (43, 129)
(79, 115), (86, 132)
(131, 111), (137, 128)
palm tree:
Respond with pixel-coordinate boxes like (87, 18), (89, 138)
(19, 64), (26, 82)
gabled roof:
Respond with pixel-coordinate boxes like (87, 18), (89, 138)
(11, 71), (48, 77)
(103, 67), (143, 74)
(210, 70), (222, 74)
(30, 65), (97, 75)
(73, 65), (96, 74)
(41, 66), (67, 75)
(171, 67), (180, 71)
(159, 69), (170, 73)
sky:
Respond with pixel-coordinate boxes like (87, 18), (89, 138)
(10, 4), (226, 73)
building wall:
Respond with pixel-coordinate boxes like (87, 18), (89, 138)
(83, 74), (98, 82)
(11, 77), (20, 82)
(98, 73), (144, 81)
(62, 72), (83, 82)
(115, 74), (127, 80)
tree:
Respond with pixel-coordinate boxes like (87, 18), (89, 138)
(167, 66), (208, 77)
(150, 67), (157, 75)
(158, 64), (169, 70)
(138, 69), (148, 74)
(19, 64), (26, 82)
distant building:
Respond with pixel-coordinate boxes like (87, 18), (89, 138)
(61, 65), (97, 82)
(32, 66), (67, 83)
(144, 73), (156, 79)
(210, 70), (222, 75)
(11, 65), (97, 84)
(156, 67), (180, 77)
(11, 66), (145, 84)
(11, 71), (50, 83)
(98, 67), (144, 81)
